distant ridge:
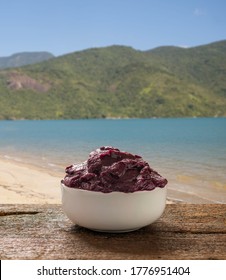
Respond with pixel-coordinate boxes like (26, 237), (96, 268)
(0, 52), (54, 69)
(0, 40), (225, 119)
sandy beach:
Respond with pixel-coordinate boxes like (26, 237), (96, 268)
(0, 158), (62, 204)
(1, 156), (225, 204)
(0, 157), (175, 204)
(1, 118), (226, 204)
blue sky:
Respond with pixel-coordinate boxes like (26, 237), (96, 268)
(0, 0), (226, 56)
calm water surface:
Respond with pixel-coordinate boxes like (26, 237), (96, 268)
(0, 118), (226, 203)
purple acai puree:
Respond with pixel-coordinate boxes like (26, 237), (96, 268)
(62, 146), (168, 193)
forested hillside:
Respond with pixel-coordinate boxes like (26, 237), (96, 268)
(0, 40), (225, 119)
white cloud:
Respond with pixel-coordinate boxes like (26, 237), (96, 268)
(193, 8), (206, 16)
(179, 45), (190, 49)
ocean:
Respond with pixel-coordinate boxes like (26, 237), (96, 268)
(0, 118), (226, 203)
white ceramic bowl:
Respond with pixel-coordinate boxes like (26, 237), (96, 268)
(61, 183), (167, 232)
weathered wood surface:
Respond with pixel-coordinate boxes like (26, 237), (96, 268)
(0, 204), (226, 260)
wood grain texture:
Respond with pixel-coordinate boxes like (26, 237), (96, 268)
(0, 204), (226, 260)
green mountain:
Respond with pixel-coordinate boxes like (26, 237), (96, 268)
(0, 40), (225, 119)
(0, 52), (54, 69)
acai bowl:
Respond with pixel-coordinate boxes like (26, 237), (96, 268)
(61, 146), (168, 232)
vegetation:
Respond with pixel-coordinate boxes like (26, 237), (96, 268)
(0, 52), (54, 69)
(0, 40), (225, 119)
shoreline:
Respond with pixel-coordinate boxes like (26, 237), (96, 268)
(0, 157), (176, 204)
(0, 157), (225, 204)
(0, 157), (62, 204)
(1, 116), (226, 121)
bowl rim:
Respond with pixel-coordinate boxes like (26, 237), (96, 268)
(61, 182), (167, 195)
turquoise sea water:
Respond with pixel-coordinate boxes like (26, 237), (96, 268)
(0, 118), (226, 203)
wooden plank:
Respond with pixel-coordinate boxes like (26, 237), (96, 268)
(0, 204), (226, 260)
